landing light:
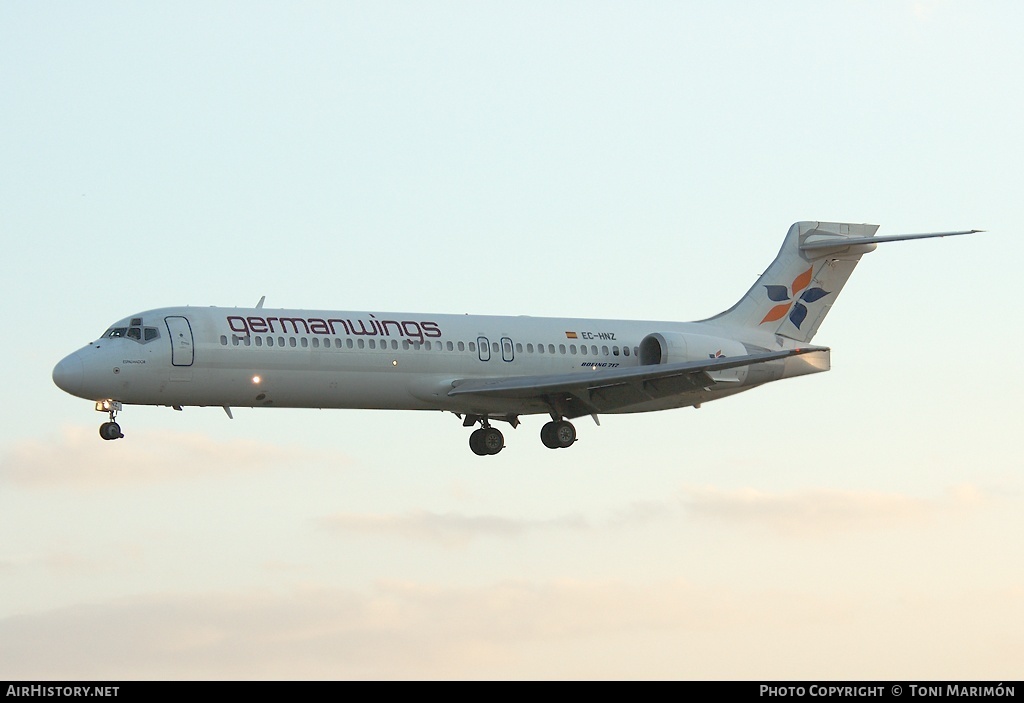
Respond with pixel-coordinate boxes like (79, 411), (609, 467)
(252, 375), (261, 384)
(392, 360), (398, 366)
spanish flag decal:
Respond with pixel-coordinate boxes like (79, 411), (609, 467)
(565, 331), (578, 339)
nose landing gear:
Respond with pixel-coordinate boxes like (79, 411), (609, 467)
(99, 421), (123, 440)
(95, 400), (124, 441)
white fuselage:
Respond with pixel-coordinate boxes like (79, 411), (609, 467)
(53, 305), (821, 418)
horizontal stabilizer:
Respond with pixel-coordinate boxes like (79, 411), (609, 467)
(801, 229), (982, 251)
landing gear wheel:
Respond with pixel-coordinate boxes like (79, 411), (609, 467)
(99, 421), (123, 441)
(553, 420), (575, 448)
(540, 422), (559, 449)
(541, 420), (575, 449)
(469, 426), (504, 455)
(481, 427), (504, 455)
(469, 429), (487, 455)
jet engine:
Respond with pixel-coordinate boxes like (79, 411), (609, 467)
(638, 332), (748, 366)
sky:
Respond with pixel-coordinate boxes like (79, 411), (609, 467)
(1, 1), (1021, 680)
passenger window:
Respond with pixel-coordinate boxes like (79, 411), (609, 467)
(278, 337), (285, 347)
(369, 339), (376, 349)
(311, 338), (319, 348)
(267, 337), (274, 347)
(324, 338), (331, 348)
(492, 342), (499, 353)
(220, 335), (228, 346)
(469, 342), (475, 352)
(357, 339), (365, 349)
(402, 340), (410, 350)
(243, 336), (251, 347)
(527, 344), (534, 353)
(255, 336), (263, 347)
(232, 336), (240, 346)
(447, 341), (454, 351)
(559, 344), (566, 354)
(612, 346), (620, 356)
(301, 338), (308, 348)
(580, 345), (588, 355)
(458, 341), (465, 351)
(593, 345), (599, 355)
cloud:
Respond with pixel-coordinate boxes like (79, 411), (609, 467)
(2, 580), (1021, 679)
(317, 497), (677, 547)
(317, 485), (986, 547)
(0, 580), (773, 679)
(606, 499), (675, 527)
(2, 544), (145, 576)
(0, 427), (348, 487)
(679, 484), (985, 536)
(318, 510), (589, 547)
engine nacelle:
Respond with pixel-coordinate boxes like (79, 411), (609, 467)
(638, 332), (749, 365)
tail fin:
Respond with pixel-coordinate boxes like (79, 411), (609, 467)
(704, 221), (979, 343)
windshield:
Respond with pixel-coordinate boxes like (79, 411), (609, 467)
(102, 320), (161, 344)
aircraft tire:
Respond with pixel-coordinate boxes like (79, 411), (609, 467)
(540, 422), (559, 449)
(553, 421), (575, 448)
(99, 422), (122, 441)
(469, 428), (488, 456)
(482, 427), (504, 455)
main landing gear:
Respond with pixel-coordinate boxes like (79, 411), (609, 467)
(96, 400), (124, 441)
(540, 420), (576, 449)
(469, 423), (505, 456)
(459, 414), (577, 455)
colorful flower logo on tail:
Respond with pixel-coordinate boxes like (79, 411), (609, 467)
(760, 267), (830, 329)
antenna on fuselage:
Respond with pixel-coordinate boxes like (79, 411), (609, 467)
(256, 295), (265, 309)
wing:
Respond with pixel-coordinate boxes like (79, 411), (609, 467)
(448, 347), (826, 418)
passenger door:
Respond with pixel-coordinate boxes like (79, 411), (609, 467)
(165, 316), (194, 367)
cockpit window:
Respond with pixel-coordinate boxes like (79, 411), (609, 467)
(103, 325), (160, 344)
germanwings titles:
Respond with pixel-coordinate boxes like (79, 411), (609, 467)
(52, 222), (979, 455)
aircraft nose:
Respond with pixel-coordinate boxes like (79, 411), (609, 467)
(52, 353), (84, 396)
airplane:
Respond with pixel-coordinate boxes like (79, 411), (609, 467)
(52, 221), (979, 455)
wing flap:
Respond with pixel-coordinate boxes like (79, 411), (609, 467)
(448, 347), (824, 415)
